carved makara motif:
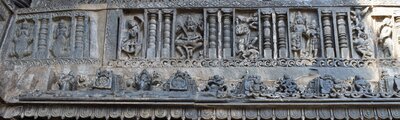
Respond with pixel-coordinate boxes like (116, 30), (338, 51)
(9, 20), (33, 59)
(378, 18), (394, 58)
(122, 17), (143, 59)
(175, 15), (204, 59)
(235, 13), (259, 60)
(51, 19), (71, 58)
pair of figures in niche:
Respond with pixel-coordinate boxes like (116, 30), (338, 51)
(291, 11), (319, 59)
(9, 19), (72, 59)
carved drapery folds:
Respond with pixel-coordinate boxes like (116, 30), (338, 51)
(7, 12), (94, 61)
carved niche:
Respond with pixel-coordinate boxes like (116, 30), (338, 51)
(9, 20), (34, 59)
(174, 10), (204, 59)
(50, 18), (72, 58)
(119, 11), (144, 59)
(6, 12), (94, 62)
(290, 10), (320, 59)
(351, 7), (374, 59)
(235, 9), (260, 60)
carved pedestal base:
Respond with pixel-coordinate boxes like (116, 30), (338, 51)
(209, 48), (217, 58)
(264, 49), (273, 58)
(279, 48), (287, 58)
(223, 48), (232, 58)
(326, 48), (335, 58)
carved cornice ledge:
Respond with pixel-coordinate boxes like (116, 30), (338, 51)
(2, 103), (400, 119)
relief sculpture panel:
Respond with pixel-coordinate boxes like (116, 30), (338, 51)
(3, 1), (400, 119)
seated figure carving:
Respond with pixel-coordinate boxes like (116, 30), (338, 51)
(175, 16), (203, 59)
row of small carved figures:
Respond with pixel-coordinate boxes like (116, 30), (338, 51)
(20, 69), (400, 99)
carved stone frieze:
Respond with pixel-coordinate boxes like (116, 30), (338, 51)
(4, 1), (400, 119)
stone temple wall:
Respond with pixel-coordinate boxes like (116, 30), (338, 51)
(1, 0), (400, 119)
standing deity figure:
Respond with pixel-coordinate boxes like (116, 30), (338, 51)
(291, 11), (307, 58)
(175, 16), (203, 59)
(235, 13), (259, 60)
(51, 20), (70, 58)
(379, 18), (393, 58)
(10, 20), (33, 59)
(306, 20), (319, 58)
(122, 18), (143, 58)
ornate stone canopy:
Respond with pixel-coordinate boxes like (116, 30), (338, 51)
(1, 0), (400, 119)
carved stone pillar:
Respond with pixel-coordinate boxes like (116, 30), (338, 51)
(261, 10), (272, 59)
(337, 13), (349, 59)
(395, 16), (400, 45)
(75, 16), (85, 58)
(208, 9), (218, 58)
(277, 13), (287, 58)
(322, 11), (334, 58)
(147, 9), (158, 59)
(222, 8), (232, 58)
(162, 9), (172, 58)
(37, 18), (49, 58)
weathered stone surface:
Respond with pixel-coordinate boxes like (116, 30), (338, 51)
(1, 0), (400, 119)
